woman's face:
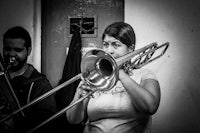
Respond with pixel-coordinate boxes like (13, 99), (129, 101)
(102, 35), (132, 59)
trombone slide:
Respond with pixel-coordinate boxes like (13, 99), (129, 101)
(0, 42), (170, 132)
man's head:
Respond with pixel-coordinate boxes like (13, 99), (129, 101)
(3, 26), (32, 71)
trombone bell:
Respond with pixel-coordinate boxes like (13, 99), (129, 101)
(81, 49), (119, 91)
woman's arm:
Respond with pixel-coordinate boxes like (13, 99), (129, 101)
(119, 69), (161, 115)
(66, 83), (90, 124)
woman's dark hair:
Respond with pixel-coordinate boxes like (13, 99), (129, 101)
(102, 22), (136, 50)
(3, 26), (32, 49)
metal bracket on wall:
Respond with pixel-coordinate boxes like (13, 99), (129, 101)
(67, 15), (98, 38)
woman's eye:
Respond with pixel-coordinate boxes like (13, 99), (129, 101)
(103, 42), (109, 48)
(112, 42), (121, 48)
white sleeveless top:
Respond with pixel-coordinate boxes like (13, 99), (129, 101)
(84, 68), (157, 133)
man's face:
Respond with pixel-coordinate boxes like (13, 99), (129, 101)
(3, 38), (30, 71)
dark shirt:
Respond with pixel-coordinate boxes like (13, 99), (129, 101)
(10, 64), (57, 133)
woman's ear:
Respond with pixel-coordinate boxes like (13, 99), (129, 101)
(128, 45), (135, 52)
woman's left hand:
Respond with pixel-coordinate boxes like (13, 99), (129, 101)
(119, 69), (128, 80)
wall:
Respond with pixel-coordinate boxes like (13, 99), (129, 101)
(125, 0), (200, 133)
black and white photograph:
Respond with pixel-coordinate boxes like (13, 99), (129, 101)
(0, 0), (200, 133)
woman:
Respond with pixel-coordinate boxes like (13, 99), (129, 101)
(66, 22), (161, 133)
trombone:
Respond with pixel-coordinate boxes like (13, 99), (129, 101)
(0, 42), (169, 132)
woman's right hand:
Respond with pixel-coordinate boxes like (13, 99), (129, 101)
(66, 81), (95, 124)
(78, 82), (96, 98)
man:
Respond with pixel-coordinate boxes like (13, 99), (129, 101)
(1, 26), (57, 133)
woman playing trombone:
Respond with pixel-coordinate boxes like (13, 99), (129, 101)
(66, 22), (161, 133)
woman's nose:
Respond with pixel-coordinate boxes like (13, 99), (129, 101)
(106, 45), (114, 54)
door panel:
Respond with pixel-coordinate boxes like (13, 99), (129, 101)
(41, 0), (124, 87)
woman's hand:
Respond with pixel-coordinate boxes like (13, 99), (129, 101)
(78, 82), (97, 98)
(119, 69), (129, 80)
(66, 81), (95, 124)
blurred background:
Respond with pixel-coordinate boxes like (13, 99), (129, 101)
(0, 0), (200, 132)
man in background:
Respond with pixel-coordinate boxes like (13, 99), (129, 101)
(0, 26), (57, 133)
